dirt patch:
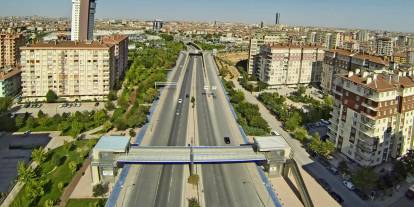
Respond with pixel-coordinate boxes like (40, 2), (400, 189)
(215, 52), (248, 80)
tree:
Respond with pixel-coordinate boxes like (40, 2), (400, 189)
(93, 183), (108, 197)
(230, 91), (245, 103)
(68, 161), (78, 173)
(308, 135), (336, 158)
(0, 97), (13, 113)
(44, 199), (54, 207)
(143, 88), (158, 103)
(26, 177), (46, 200)
(17, 161), (36, 183)
(105, 101), (115, 111)
(15, 115), (26, 128)
(324, 96), (334, 107)
(46, 90), (58, 103)
(352, 167), (379, 193)
(129, 129), (136, 137)
(297, 86), (306, 96)
(338, 161), (350, 175)
(31, 147), (46, 164)
(107, 91), (118, 101)
(284, 112), (301, 131)
(293, 127), (308, 142)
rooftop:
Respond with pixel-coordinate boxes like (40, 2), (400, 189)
(254, 136), (290, 152)
(94, 136), (130, 152)
(0, 67), (21, 81)
(329, 49), (389, 66)
(267, 43), (323, 49)
(21, 40), (114, 50)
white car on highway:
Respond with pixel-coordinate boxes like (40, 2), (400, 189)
(178, 99), (183, 104)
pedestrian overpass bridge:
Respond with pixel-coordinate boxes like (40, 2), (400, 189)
(116, 146), (266, 165)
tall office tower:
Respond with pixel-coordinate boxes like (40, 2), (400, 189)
(153, 19), (164, 33)
(71, 0), (97, 41)
(275, 12), (280, 25)
(328, 69), (414, 166)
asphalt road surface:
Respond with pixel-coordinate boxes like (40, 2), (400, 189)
(197, 54), (273, 207)
(124, 52), (193, 207)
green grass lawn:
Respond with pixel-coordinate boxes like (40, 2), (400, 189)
(11, 139), (98, 207)
(66, 198), (106, 207)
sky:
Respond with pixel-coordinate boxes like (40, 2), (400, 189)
(1, 0), (414, 32)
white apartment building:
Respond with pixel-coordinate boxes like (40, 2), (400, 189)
(20, 41), (116, 102)
(256, 44), (324, 88)
(328, 69), (414, 166)
(375, 37), (394, 57)
(247, 34), (288, 75)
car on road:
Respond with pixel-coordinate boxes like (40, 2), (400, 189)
(178, 99), (183, 104)
(343, 180), (355, 190)
(329, 191), (344, 204)
(186, 94), (189, 98)
(317, 178), (331, 192)
(95, 102), (100, 106)
(224, 137), (231, 144)
(176, 111), (180, 116)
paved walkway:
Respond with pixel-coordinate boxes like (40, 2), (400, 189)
(231, 80), (340, 207)
(58, 160), (92, 207)
(1, 132), (74, 207)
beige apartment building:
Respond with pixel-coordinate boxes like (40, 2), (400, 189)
(256, 44), (324, 88)
(20, 41), (116, 102)
(321, 49), (389, 93)
(247, 34), (289, 75)
(101, 35), (129, 83)
(0, 32), (25, 68)
(328, 69), (414, 166)
(0, 67), (22, 97)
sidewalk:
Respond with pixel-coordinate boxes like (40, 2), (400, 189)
(230, 79), (340, 207)
(1, 132), (74, 207)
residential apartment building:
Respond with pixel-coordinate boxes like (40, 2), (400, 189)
(0, 67), (21, 97)
(375, 37), (394, 57)
(101, 35), (129, 83)
(321, 49), (389, 93)
(71, 0), (96, 41)
(20, 40), (116, 102)
(328, 69), (414, 166)
(247, 34), (288, 75)
(0, 32), (25, 68)
(324, 32), (344, 49)
(256, 43), (324, 88)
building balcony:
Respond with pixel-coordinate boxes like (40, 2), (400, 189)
(362, 102), (378, 111)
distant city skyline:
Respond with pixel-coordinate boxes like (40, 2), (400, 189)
(1, 0), (414, 32)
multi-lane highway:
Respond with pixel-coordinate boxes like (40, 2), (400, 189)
(123, 51), (194, 207)
(198, 53), (273, 207)
(120, 47), (273, 207)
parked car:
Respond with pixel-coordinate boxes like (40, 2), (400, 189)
(329, 191), (344, 204)
(75, 102), (81, 107)
(224, 137), (231, 144)
(329, 166), (339, 175)
(317, 178), (331, 192)
(23, 103), (30, 108)
(343, 180), (355, 190)
(95, 102), (100, 107)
